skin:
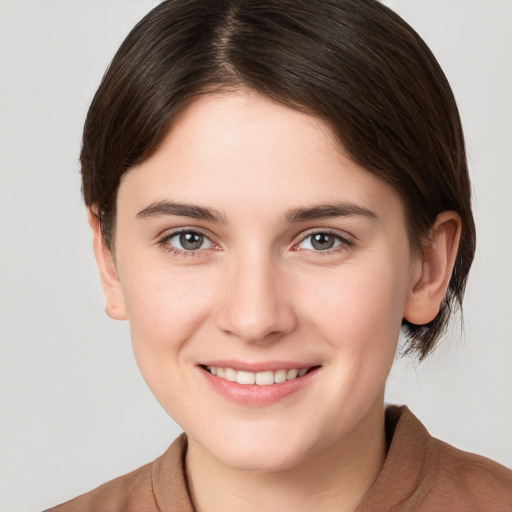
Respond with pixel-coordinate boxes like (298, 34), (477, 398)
(90, 90), (461, 512)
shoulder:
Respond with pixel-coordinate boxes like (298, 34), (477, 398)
(395, 406), (512, 511)
(359, 406), (512, 512)
(44, 461), (157, 512)
(428, 436), (512, 510)
(44, 434), (192, 512)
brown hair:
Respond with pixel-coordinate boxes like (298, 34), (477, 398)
(81, 0), (476, 359)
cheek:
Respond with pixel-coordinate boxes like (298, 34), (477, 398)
(302, 260), (408, 342)
(119, 263), (217, 365)
(118, 264), (221, 418)
(296, 251), (411, 401)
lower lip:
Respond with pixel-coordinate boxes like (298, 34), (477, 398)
(198, 366), (319, 406)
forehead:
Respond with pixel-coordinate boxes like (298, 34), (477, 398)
(119, 90), (406, 224)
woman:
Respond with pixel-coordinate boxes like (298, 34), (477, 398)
(47, 0), (511, 510)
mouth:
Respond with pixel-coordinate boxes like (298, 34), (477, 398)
(199, 363), (320, 406)
(204, 365), (314, 385)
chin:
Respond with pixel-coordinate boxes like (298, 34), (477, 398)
(213, 443), (307, 473)
(194, 423), (319, 473)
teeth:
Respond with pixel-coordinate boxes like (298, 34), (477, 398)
(255, 370), (274, 386)
(206, 366), (310, 385)
(274, 369), (287, 383)
(286, 368), (298, 380)
(224, 368), (237, 382)
(237, 370), (255, 385)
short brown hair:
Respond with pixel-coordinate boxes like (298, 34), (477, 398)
(81, 0), (476, 359)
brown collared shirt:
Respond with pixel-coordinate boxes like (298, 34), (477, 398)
(46, 406), (512, 512)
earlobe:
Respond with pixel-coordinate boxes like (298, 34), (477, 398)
(87, 208), (128, 321)
(403, 211), (462, 325)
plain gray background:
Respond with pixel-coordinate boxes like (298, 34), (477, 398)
(1, 1), (511, 510)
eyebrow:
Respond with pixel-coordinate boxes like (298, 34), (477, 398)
(136, 200), (377, 224)
(136, 201), (227, 223)
(284, 202), (378, 223)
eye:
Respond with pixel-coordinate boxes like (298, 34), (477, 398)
(296, 232), (348, 251)
(161, 230), (214, 252)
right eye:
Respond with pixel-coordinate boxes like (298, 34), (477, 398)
(160, 230), (214, 253)
(297, 232), (343, 251)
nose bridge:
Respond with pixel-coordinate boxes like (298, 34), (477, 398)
(216, 247), (296, 343)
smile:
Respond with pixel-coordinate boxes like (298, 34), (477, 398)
(206, 366), (310, 385)
(200, 363), (320, 406)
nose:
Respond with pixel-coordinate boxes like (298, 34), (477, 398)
(215, 252), (297, 344)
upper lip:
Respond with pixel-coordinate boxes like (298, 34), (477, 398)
(199, 360), (320, 372)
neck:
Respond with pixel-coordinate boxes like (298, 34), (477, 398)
(185, 397), (387, 512)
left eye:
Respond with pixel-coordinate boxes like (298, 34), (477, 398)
(297, 233), (344, 251)
(164, 231), (213, 251)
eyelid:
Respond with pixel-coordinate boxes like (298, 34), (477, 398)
(157, 225), (217, 242)
(157, 226), (220, 256)
(292, 228), (354, 252)
(156, 226), (354, 256)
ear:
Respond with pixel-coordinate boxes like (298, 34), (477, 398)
(404, 211), (462, 325)
(87, 208), (128, 321)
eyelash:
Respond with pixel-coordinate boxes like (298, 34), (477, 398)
(157, 228), (354, 257)
(158, 228), (217, 257)
(292, 229), (354, 255)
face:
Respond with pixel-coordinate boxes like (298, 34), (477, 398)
(105, 90), (423, 472)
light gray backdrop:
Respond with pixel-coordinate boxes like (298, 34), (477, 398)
(1, 1), (511, 511)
